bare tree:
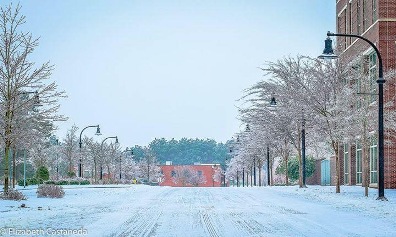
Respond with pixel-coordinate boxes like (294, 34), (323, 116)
(137, 147), (161, 183)
(84, 138), (102, 183)
(171, 166), (206, 187)
(61, 125), (79, 177)
(0, 4), (66, 193)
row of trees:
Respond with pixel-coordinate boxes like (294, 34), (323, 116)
(227, 54), (396, 195)
(2, 124), (164, 186)
(131, 138), (229, 165)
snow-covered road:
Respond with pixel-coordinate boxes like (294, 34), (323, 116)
(1, 185), (396, 237)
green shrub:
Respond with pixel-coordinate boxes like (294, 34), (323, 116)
(27, 177), (39, 185)
(18, 179), (28, 186)
(276, 156), (316, 182)
(69, 180), (79, 185)
(44, 180), (56, 185)
(35, 166), (50, 184)
(37, 184), (65, 198)
(56, 180), (69, 185)
(80, 180), (90, 185)
(67, 171), (76, 178)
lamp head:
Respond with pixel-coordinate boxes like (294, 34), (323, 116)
(34, 93), (40, 105)
(115, 136), (119, 144)
(95, 126), (102, 136)
(318, 36), (338, 59)
(270, 97), (277, 106)
(245, 124), (250, 132)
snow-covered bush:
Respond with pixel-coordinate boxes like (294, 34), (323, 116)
(37, 184), (65, 198)
(0, 190), (27, 201)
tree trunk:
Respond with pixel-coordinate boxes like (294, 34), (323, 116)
(12, 148), (17, 188)
(285, 155), (289, 186)
(332, 140), (340, 193)
(297, 129), (303, 188)
(236, 170), (239, 187)
(270, 160), (274, 186)
(93, 158), (97, 183)
(246, 170), (249, 187)
(258, 160), (262, 187)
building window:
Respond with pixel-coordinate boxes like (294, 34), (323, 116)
(356, 141), (363, 184)
(357, 0), (361, 35)
(372, 0), (377, 22)
(338, 9), (347, 51)
(344, 10), (347, 49)
(369, 52), (377, 102)
(171, 170), (176, 177)
(348, 2), (352, 45)
(344, 144), (349, 185)
(362, 0), (367, 31)
(370, 137), (378, 184)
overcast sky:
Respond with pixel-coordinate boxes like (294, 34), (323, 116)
(5, 0), (335, 147)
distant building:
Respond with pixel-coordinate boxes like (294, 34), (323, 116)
(160, 164), (223, 187)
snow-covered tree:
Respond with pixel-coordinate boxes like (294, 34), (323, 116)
(171, 166), (206, 187)
(61, 125), (79, 177)
(138, 147), (161, 183)
(0, 4), (66, 193)
(238, 55), (363, 193)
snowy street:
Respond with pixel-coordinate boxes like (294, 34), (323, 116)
(1, 185), (396, 237)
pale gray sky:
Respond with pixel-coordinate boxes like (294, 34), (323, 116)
(6, 0), (335, 147)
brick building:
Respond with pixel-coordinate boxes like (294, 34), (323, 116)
(160, 164), (223, 187)
(333, 0), (396, 188)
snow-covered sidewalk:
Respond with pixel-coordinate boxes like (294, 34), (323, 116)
(1, 185), (396, 237)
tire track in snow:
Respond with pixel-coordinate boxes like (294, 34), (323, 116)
(228, 211), (277, 237)
(200, 210), (220, 237)
(107, 188), (173, 237)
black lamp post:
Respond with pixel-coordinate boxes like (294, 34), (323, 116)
(253, 157), (256, 186)
(100, 136), (118, 180)
(267, 146), (270, 186)
(320, 31), (386, 200)
(55, 139), (60, 180)
(79, 125), (101, 178)
(270, 96), (307, 187)
(302, 109), (307, 188)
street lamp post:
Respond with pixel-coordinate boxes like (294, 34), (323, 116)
(271, 96), (307, 187)
(267, 146), (270, 186)
(79, 125), (101, 178)
(320, 31), (386, 200)
(100, 136), (118, 180)
(302, 110), (307, 188)
(55, 139), (60, 180)
(253, 157), (256, 186)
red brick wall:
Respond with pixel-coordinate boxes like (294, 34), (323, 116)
(306, 159), (322, 185)
(335, 0), (396, 188)
(160, 165), (222, 187)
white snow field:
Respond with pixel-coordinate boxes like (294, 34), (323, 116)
(1, 185), (396, 237)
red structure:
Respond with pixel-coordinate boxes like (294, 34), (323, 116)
(160, 164), (222, 187)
